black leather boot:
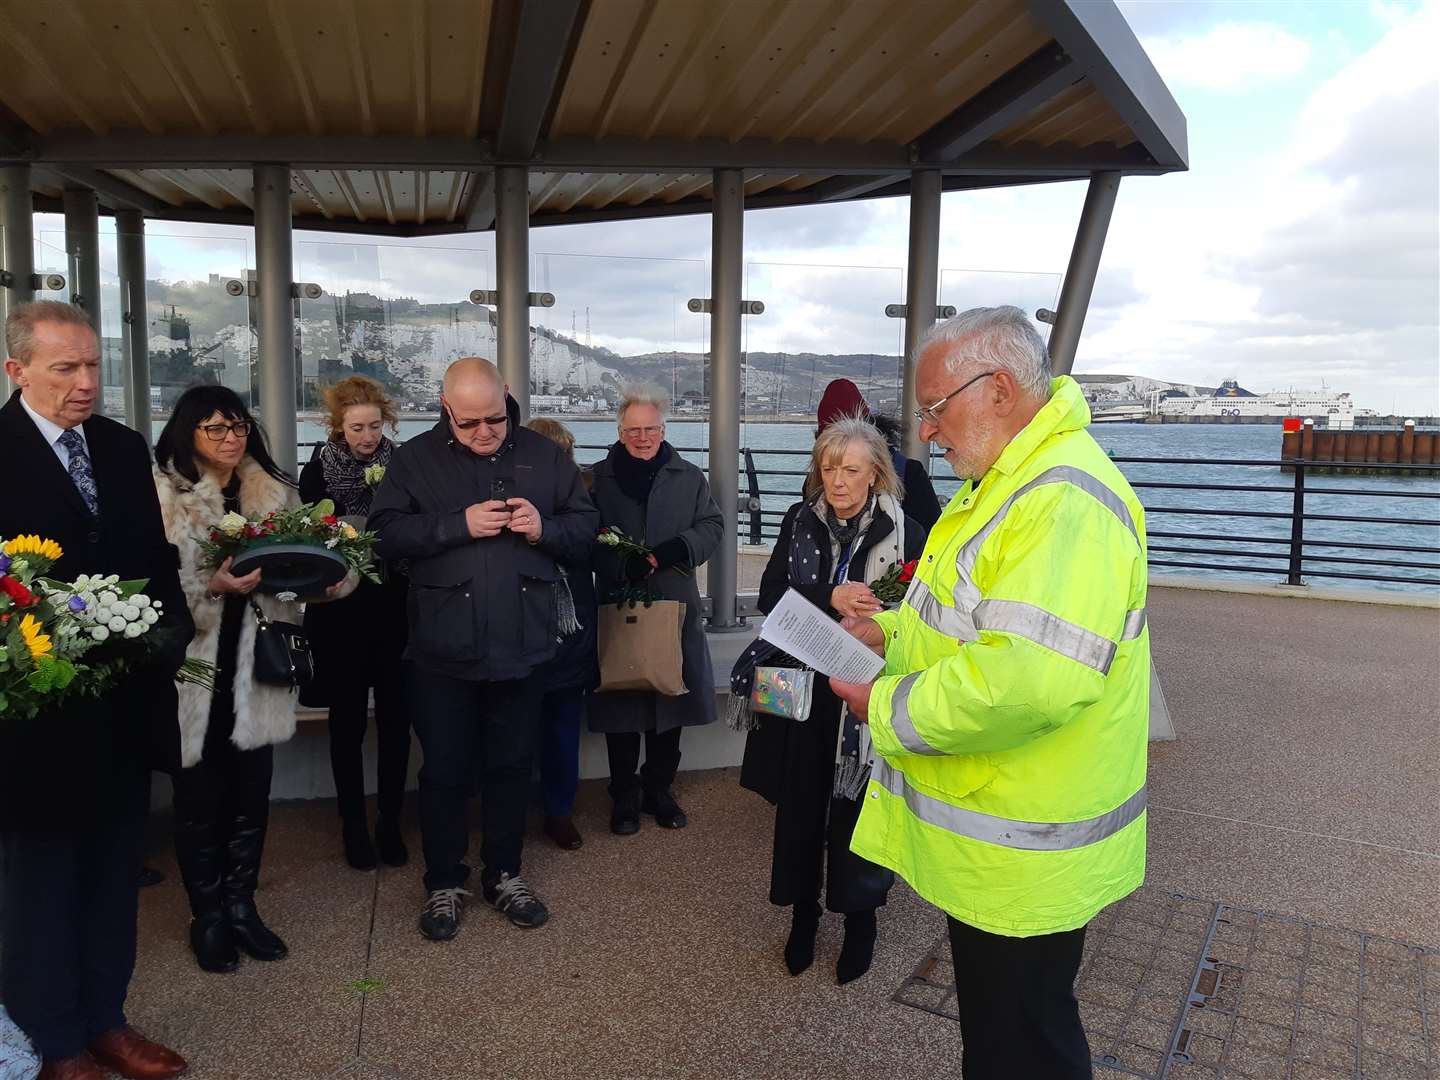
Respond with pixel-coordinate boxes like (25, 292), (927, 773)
(222, 802), (289, 961)
(784, 901), (822, 976)
(836, 910), (878, 984)
(173, 813), (239, 974)
(609, 777), (642, 836)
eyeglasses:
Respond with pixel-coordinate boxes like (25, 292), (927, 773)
(913, 371), (996, 426)
(197, 420), (252, 442)
(621, 426), (664, 440)
(451, 414), (508, 431)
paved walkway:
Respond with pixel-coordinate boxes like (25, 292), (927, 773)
(125, 586), (1440, 1079)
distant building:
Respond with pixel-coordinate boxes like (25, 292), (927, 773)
(531, 393), (572, 412)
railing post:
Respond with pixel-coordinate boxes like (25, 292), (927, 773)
(742, 447), (761, 545)
(1286, 461), (1306, 586)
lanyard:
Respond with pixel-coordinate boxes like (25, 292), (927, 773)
(833, 540), (856, 585)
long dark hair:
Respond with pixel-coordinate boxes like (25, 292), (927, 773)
(155, 385), (293, 486)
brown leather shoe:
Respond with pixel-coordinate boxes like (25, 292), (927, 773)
(37, 1054), (107, 1080)
(88, 1026), (187, 1079)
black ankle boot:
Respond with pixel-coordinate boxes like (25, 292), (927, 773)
(784, 902), (822, 976)
(225, 900), (289, 961)
(610, 786), (641, 836)
(836, 910), (878, 985)
(188, 911), (240, 973)
(342, 815), (377, 870)
(375, 816), (408, 867)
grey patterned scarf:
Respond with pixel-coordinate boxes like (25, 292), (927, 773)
(318, 436), (394, 518)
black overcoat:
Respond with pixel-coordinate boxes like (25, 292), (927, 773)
(0, 391), (193, 829)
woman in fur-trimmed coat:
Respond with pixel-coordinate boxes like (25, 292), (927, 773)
(153, 385), (322, 976)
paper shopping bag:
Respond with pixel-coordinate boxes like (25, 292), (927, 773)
(596, 599), (688, 696)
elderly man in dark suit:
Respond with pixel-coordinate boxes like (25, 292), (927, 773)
(0, 301), (193, 1080)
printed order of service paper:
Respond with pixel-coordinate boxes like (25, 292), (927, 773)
(758, 588), (886, 683)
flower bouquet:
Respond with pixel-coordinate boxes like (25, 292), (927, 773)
(0, 535), (214, 720)
(198, 499), (380, 599)
(869, 558), (918, 606)
(596, 526), (651, 559)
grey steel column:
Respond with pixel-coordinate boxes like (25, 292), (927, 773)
(494, 165), (530, 417)
(1048, 172), (1121, 376)
(1, 164), (35, 328)
(900, 169), (941, 462)
(253, 164), (298, 476)
(116, 210), (150, 440)
(63, 188), (101, 329)
(707, 168), (743, 628)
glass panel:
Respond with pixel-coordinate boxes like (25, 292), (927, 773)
(740, 261), (905, 550)
(528, 251), (708, 472)
(294, 239), (496, 458)
(37, 229), (129, 419)
(142, 231), (255, 437)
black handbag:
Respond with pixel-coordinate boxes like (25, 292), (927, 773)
(250, 600), (314, 689)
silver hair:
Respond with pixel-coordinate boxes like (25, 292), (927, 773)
(914, 305), (1052, 397)
(5, 300), (96, 364)
(617, 383), (670, 426)
(803, 415), (903, 503)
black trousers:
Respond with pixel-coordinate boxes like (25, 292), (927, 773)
(0, 760), (149, 1060)
(328, 662), (409, 823)
(769, 694), (893, 913)
(410, 668), (540, 892)
(604, 726), (682, 797)
(948, 917), (1092, 1080)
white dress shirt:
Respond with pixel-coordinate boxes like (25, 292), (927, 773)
(19, 393), (88, 470)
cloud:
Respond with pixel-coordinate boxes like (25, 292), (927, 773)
(1141, 23), (1311, 91)
(1076, 2), (1439, 413)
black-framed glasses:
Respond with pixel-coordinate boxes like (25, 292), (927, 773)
(913, 371), (996, 426)
(197, 420), (252, 442)
(451, 413), (508, 431)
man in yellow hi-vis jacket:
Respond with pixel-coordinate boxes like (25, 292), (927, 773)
(831, 306), (1149, 1080)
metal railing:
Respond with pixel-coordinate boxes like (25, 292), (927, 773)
(681, 447), (1440, 590)
(321, 439), (1440, 590)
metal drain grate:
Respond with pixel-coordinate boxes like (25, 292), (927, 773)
(892, 887), (1439, 1079)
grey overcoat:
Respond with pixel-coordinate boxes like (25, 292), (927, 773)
(588, 449), (723, 734)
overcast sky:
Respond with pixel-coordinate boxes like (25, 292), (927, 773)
(35, 0), (1438, 414)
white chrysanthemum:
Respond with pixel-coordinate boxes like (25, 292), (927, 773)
(94, 606), (111, 623)
(124, 623), (145, 639)
(107, 616), (127, 633)
(133, 594), (151, 608)
(98, 590), (118, 607)
(122, 604), (140, 621)
(142, 609), (159, 625)
(90, 626), (109, 642)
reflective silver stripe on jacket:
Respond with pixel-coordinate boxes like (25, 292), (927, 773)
(873, 760), (1146, 851)
(1122, 608), (1147, 640)
(888, 671), (944, 755)
(973, 598), (1119, 674)
(953, 465), (1141, 616)
(906, 578), (977, 641)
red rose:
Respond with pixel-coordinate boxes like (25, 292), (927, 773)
(243, 525), (260, 539)
(0, 575), (36, 608)
(209, 529), (221, 541)
(322, 514), (338, 526)
(898, 560), (918, 584)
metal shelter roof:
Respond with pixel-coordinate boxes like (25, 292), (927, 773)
(0, 0), (1186, 236)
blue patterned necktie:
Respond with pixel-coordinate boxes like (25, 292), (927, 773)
(58, 429), (99, 517)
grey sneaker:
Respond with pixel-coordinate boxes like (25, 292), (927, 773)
(419, 887), (471, 941)
(483, 873), (550, 929)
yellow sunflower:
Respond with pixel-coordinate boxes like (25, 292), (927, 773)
(19, 614), (53, 660)
(4, 535), (63, 561)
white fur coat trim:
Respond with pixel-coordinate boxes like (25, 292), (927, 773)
(155, 456), (302, 768)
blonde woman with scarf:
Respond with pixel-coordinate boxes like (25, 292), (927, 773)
(735, 416), (927, 984)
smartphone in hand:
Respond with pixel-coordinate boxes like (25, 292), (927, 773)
(489, 478), (513, 507)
